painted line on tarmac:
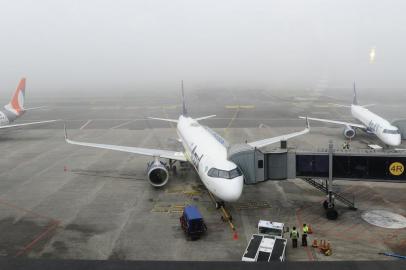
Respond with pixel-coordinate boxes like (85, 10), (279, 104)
(79, 120), (92, 130)
(110, 120), (133, 130)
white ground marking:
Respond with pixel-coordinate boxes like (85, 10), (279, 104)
(110, 120), (133, 130)
(79, 120), (92, 130)
(362, 210), (406, 229)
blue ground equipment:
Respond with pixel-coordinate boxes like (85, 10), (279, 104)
(180, 205), (207, 240)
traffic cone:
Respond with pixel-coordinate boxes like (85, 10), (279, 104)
(311, 239), (318, 248)
(233, 231), (238, 240)
(326, 242), (331, 251)
(319, 240), (326, 252)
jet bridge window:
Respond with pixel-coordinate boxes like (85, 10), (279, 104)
(208, 167), (242, 179)
(258, 160), (264, 169)
(383, 129), (400, 134)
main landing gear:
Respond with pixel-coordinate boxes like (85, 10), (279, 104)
(323, 194), (338, 220)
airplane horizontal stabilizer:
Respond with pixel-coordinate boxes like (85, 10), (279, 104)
(148, 117), (178, 123)
(195, 115), (216, 121)
(0, 119), (59, 129)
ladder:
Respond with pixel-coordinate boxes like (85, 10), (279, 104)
(301, 177), (357, 210)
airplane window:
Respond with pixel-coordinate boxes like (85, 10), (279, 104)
(208, 167), (242, 179)
(208, 168), (219, 177)
(383, 129), (400, 134)
(229, 167), (242, 178)
(218, 170), (229, 178)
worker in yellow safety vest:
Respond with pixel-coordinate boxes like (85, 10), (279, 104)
(290, 226), (299, 248)
(302, 224), (309, 247)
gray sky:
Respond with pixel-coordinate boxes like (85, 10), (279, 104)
(0, 0), (405, 93)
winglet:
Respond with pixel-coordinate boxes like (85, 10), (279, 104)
(353, 81), (358, 105)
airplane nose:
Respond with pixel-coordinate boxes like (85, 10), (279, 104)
(387, 135), (402, 146)
(220, 176), (244, 202)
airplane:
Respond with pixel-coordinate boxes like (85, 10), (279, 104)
(0, 78), (58, 130)
(300, 83), (401, 147)
(65, 82), (310, 204)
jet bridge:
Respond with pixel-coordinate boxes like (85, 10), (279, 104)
(229, 142), (406, 184)
(229, 141), (406, 219)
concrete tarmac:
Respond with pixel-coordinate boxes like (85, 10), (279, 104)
(0, 86), (405, 261)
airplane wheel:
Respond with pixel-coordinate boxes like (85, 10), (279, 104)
(326, 209), (338, 220)
(215, 201), (224, 209)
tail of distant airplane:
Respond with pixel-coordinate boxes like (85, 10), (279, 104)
(352, 81), (358, 105)
(4, 78), (26, 116)
(181, 80), (187, 116)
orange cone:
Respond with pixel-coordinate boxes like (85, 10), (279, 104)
(312, 239), (318, 248)
(233, 231), (238, 240)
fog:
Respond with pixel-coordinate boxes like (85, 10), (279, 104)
(0, 0), (405, 94)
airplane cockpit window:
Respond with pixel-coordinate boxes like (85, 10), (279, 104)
(208, 167), (242, 179)
(383, 129), (400, 134)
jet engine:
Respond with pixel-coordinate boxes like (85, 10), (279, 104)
(146, 159), (169, 187)
(343, 125), (356, 139)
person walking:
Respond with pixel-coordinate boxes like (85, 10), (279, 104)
(302, 223), (309, 247)
(290, 226), (299, 248)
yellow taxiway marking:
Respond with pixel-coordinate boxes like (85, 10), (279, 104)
(151, 203), (187, 214)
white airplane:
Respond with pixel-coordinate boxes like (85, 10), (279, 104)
(65, 83), (310, 204)
(300, 83), (401, 147)
(0, 78), (58, 130)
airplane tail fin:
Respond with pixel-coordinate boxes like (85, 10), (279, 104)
(181, 80), (187, 116)
(352, 81), (358, 105)
(4, 78), (26, 116)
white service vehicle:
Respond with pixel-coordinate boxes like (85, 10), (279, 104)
(258, 220), (285, 237)
(242, 220), (287, 262)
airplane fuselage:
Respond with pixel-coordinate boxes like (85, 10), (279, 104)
(351, 105), (401, 146)
(176, 115), (244, 202)
(0, 109), (20, 126)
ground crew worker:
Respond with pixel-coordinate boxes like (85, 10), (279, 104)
(342, 141), (350, 150)
(302, 224), (309, 247)
(290, 226), (299, 248)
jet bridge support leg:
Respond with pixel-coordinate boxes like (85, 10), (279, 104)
(324, 141), (338, 220)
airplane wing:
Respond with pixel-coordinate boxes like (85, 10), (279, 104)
(299, 116), (366, 129)
(0, 119), (59, 129)
(248, 118), (310, 148)
(64, 125), (187, 161)
(23, 106), (49, 111)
